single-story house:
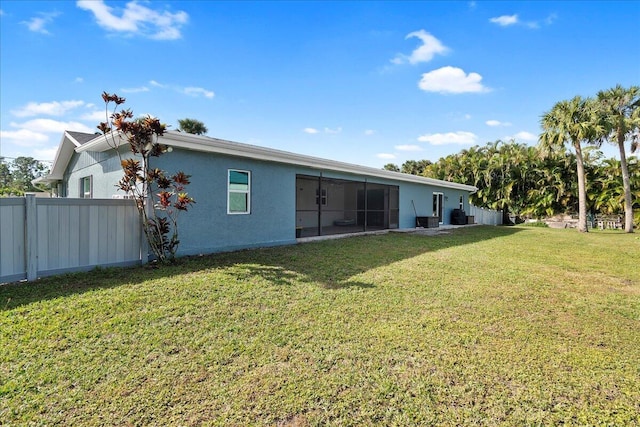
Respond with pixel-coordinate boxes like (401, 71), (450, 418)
(38, 130), (477, 256)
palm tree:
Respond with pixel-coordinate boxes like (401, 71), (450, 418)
(540, 96), (600, 232)
(596, 85), (640, 232)
(178, 118), (208, 135)
(592, 156), (640, 216)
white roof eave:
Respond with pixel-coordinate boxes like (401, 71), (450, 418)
(162, 132), (478, 192)
(40, 131), (90, 183)
(76, 131), (477, 192)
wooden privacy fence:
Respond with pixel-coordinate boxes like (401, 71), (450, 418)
(0, 195), (144, 284)
(468, 205), (503, 226)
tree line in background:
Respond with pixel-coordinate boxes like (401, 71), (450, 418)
(385, 85), (639, 232)
(0, 156), (49, 196)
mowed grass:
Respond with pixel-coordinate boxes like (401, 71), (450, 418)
(1, 226), (639, 426)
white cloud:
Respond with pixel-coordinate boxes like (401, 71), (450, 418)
(364, 129), (376, 136)
(418, 131), (478, 145)
(490, 14), (519, 26)
(33, 147), (59, 161)
(395, 144), (423, 151)
(376, 153), (396, 159)
(182, 87), (215, 98)
(490, 13), (556, 29)
(2, 99), (99, 156)
(121, 86), (150, 93)
(509, 131), (537, 141)
(24, 17), (49, 34)
(303, 128), (319, 134)
(324, 127), (342, 134)
(418, 66), (490, 94)
(11, 119), (94, 134)
(391, 30), (448, 65)
(82, 110), (109, 122)
(75, 77), (84, 83)
(77, 0), (188, 40)
(21, 12), (60, 35)
(146, 80), (214, 98)
(486, 120), (512, 127)
(0, 129), (49, 147)
(11, 100), (85, 117)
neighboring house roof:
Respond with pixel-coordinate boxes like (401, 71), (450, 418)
(41, 130), (478, 192)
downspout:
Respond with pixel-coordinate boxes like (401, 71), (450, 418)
(317, 173), (322, 236)
(364, 179), (368, 231)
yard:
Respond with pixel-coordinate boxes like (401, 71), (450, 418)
(1, 226), (639, 425)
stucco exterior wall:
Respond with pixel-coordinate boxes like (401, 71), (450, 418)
(154, 148), (298, 256)
(64, 148), (131, 198)
(62, 146), (472, 256)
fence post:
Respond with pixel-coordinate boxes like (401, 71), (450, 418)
(25, 194), (38, 281)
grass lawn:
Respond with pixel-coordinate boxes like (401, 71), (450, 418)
(1, 226), (639, 426)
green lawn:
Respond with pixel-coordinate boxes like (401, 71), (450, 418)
(1, 226), (639, 426)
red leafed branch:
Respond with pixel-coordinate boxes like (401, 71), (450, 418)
(98, 92), (195, 263)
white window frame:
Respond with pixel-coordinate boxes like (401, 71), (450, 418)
(227, 169), (251, 214)
(80, 175), (92, 199)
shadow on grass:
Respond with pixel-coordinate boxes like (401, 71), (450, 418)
(229, 263), (376, 290)
(1, 225), (522, 310)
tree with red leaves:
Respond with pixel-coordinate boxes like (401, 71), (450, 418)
(99, 92), (195, 263)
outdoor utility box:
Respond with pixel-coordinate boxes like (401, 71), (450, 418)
(451, 209), (467, 225)
(466, 215), (475, 225)
(416, 216), (439, 228)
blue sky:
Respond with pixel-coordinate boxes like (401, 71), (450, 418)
(1, 1), (638, 169)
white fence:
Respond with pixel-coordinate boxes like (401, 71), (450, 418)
(468, 205), (503, 226)
(0, 195), (143, 284)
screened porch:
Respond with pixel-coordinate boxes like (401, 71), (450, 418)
(295, 175), (399, 238)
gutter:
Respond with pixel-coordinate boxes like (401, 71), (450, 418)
(76, 131), (478, 192)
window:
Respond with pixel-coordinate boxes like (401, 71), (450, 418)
(228, 169), (250, 214)
(80, 176), (92, 198)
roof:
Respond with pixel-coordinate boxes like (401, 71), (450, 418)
(34, 131), (98, 184)
(66, 131), (100, 145)
(41, 130), (478, 192)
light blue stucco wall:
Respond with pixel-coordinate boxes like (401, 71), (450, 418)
(399, 182), (469, 227)
(63, 146), (472, 256)
(64, 148), (131, 198)
(154, 149), (298, 256)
